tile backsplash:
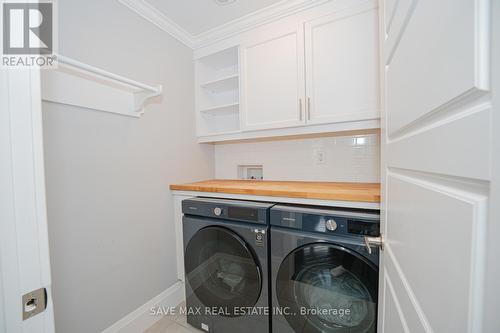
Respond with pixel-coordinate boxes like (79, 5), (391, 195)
(215, 134), (380, 182)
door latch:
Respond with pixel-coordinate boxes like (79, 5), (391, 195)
(364, 234), (384, 254)
(22, 288), (47, 320)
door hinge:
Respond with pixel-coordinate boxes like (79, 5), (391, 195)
(22, 287), (47, 320)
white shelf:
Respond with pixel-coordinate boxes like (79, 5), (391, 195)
(199, 103), (239, 115)
(41, 55), (162, 118)
(200, 74), (239, 93)
(196, 46), (241, 135)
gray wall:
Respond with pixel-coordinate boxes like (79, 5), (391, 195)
(42, 1), (214, 332)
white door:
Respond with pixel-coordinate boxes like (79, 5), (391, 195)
(378, 0), (498, 332)
(305, 2), (380, 125)
(240, 25), (306, 131)
(0, 68), (55, 333)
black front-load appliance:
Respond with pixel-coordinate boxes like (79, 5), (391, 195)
(182, 197), (274, 333)
(270, 204), (380, 333)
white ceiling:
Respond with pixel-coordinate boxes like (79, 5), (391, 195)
(145, 0), (285, 36)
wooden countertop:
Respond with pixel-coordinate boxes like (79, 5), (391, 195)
(170, 179), (380, 203)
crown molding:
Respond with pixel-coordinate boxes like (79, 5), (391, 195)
(191, 0), (331, 48)
(118, 0), (331, 50)
(118, 0), (195, 48)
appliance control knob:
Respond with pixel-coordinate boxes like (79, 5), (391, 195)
(326, 219), (338, 231)
(213, 207), (223, 216)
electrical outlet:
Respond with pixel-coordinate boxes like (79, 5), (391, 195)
(314, 149), (326, 165)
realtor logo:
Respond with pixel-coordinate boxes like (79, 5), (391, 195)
(1, 1), (57, 67)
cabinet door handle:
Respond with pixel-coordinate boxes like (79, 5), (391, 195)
(307, 97), (311, 120)
(299, 98), (303, 120)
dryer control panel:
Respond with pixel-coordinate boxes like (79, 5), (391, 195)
(270, 204), (380, 237)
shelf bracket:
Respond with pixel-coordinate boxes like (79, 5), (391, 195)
(134, 85), (163, 116)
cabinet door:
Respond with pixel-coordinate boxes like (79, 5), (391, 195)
(305, 4), (380, 125)
(241, 26), (306, 131)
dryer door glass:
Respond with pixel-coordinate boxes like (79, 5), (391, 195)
(185, 226), (262, 317)
(276, 243), (378, 332)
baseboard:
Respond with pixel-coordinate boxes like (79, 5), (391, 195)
(101, 280), (185, 333)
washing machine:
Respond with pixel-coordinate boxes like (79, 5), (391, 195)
(182, 197), (274, 333)
(270, 204), (380, 333)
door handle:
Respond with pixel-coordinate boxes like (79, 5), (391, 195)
(299, 98), (303, 120)
(307, 97), (311, 120)
(364, 235), (384, 254)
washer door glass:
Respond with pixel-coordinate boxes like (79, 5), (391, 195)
(185, 226), (262, 317)
(276, 243), (378, 333)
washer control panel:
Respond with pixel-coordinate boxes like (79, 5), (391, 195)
(182, 197), (275, 225)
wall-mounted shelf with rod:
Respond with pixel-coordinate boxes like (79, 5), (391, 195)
(41, 55), (162, 118)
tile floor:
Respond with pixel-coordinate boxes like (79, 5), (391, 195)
(144, 302), (201, 333)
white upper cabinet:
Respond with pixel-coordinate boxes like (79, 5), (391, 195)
(304, 4), (379, 125)
(240, 25), (306, 131)
(193, 0), (380, 143)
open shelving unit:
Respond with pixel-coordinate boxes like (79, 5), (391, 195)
(195, 46), (240, 136)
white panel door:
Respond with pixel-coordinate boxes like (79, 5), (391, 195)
(240, 26), (306, 131)
(305, 2), (380, 125)
(378, 0), (496, 332)
(0, 69), (55, 333)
